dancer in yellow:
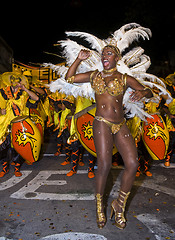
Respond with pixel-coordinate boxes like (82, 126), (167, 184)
(0, 72), (39, 177)
(162, 73), (175, 166)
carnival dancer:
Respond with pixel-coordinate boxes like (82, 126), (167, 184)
(162, 73), (175, 166)
(163, 101), (175, 166)
(0, 72), (39, 177)
(45, 91), (72, 160)
(23, 71), (47, 140)
(23, 71), (47, 105)
(58, 95), (76, 166)
(66, 96), (96, 178)
(49, 24), (171, 229)
(136, 92), (171, 174)
(66, 142), (96, 178)
(134, 101), (159, 177)
(45, 91), (63, 154)
(63, 45), (153, 228)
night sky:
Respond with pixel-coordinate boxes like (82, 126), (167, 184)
(1, 0), (174, 67)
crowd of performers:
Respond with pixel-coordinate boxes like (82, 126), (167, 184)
(0, 70), (97, 178)
(0, 70), (175, 178)
(0, 68), (175, 231)
(0, 23), (175, 231)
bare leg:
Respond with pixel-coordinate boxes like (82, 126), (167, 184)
(111, 123), (138, 229)
(93, 118), (114, 228)
(113, 124), (138, 193)
(93, 119), (113, 195)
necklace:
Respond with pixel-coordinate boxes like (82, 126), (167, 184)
(103, 66), (117, 73)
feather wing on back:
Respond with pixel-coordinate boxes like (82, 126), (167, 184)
(112, 23), (152, 52)
(130, 55), (151, 72)
(59, 39), (103, 73)
(47, 23), (172, 120)
(66, 31), (106, 53)
(122, 47), (145, 66)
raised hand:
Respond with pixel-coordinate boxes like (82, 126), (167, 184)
(78, 49), (91, 60)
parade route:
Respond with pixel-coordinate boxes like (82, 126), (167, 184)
(1, 1), (175, 239)
(0, 146), (175, 240)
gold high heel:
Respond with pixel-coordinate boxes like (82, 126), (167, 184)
(110, 190), (130, 229)
(95, 193), (106, 229)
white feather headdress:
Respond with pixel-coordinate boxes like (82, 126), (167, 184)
(46, 23), (172, 120)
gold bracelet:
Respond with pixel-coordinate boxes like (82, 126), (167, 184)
(66, 76), (75, 84)
(144, 87), (153, 95)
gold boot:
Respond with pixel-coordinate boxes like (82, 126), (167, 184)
(95, 193), (106, 229)
(110, 190), (130, 229)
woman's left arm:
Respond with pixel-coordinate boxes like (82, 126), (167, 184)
(126, 75), (153, 101)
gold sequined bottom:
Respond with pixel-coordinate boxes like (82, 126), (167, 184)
(95, 116), (126, 134)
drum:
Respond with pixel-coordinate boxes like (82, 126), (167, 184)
(75, 107), (117, 157)
(142, 114), (169, 160)
(29, 109), (44, 142)
(11, 115), (41, 164)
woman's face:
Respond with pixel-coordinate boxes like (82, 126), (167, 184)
(101, 47), (118, 70)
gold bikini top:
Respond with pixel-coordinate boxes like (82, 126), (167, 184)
(90, 70), (127, 96)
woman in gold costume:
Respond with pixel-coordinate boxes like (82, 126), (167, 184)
(65, 46), (153, 229)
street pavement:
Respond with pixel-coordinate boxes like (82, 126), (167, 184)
(0, 136), (175, 240)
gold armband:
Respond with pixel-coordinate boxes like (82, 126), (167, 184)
(66, 76), (75, 84)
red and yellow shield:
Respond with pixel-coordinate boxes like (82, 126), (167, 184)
(75, 107), (117, 157)
(142, 114), (169, 160)
(11, 116), (41, 164)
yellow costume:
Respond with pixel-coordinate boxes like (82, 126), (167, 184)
(0, 86), (31, 144)
(0, 72), (40, 178)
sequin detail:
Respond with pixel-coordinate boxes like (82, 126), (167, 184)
(90, 70), (127, 96)
(95, 116), (126, 134)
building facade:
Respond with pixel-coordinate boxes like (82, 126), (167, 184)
(0, 36), (13, 74)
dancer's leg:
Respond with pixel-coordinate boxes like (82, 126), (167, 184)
(93, 119), (114, 228)
(67, 141), (80, 177)
(93, 119), (113, 195)
(111, 124), (138, 229)
(113, 124), (138, 193)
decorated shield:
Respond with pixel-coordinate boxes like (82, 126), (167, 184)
(11, 116), (41, 164)
(142, 114), (169, 160)
(75, 107), (117, 157)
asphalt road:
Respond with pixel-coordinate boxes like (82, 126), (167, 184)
(0, 139), (175, 240)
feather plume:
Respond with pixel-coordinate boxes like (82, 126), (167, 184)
(122, 47), (145, 66)
(130, 55), (151, 72)
(123, 87), (153, 120)
(139, 79), (173, 104)
(59, 39), (82, 66)
(117, 60), (133, 75)
(50, 78), (95, 100)
(43, 63), (68, 78)
(132, 72), (166, 88)
(59, 39), (103, 73)
(66, 31), (106, 53)
(112, 23), (152, 52)
(47, 23), (171, 120)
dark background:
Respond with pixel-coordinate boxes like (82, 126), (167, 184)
(1, 0), (174, 75)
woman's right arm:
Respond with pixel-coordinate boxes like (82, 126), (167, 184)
(65, 49), (92, 83)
